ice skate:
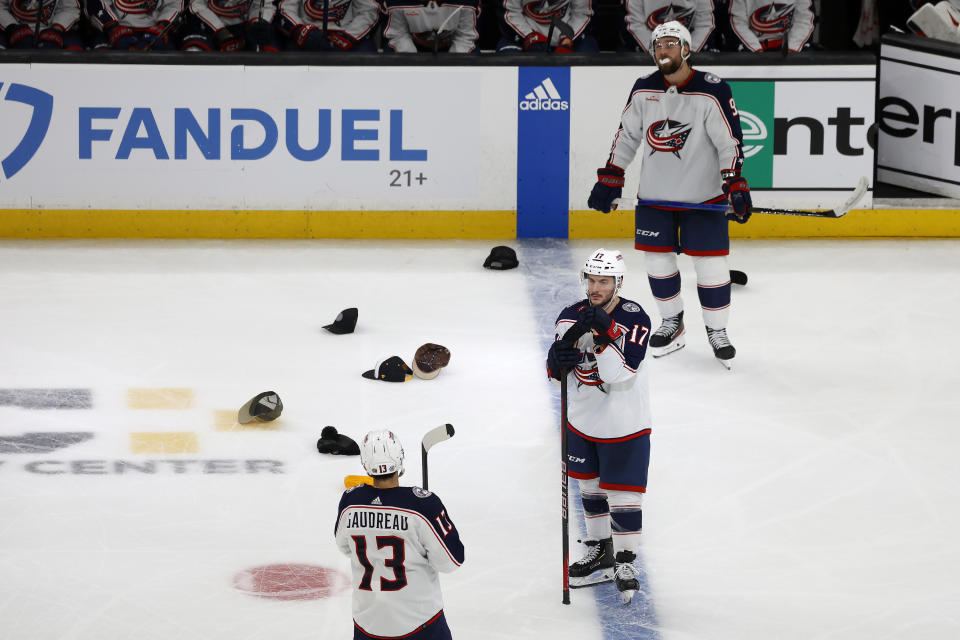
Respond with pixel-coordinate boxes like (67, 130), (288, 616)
(614, 550), (640, 605)
(706, 327), (736, 370)
(649, 311), (685, 358)
(568, 538), (614, 588)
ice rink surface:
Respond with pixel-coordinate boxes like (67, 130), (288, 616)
(2, 237), (959, 640)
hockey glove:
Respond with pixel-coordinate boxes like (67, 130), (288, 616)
(522, 31), (548, 52)
(555, 35), (574, 53)
(294, 24), (326, 50)
(38, 26), (65, 49)
(722, 173), (752, 223)
(106, 24), (138, 49)
(145, 21), (171, 44)
(587, 162), (625, 213)
(246, 18), (272, 46)
(547, 341), (580, 378)
(215, 27), (245, 52)
(579, 305), (622, 345)
(327, 30), (358, 50)
(7, 24), (36, 48)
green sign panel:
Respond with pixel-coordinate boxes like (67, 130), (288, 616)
(729, 81), (774, 188)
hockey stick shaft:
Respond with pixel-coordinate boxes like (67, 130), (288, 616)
(613, 177), (869, 219)
(560, 371), (570, 605)
(421, 423), (454, 490)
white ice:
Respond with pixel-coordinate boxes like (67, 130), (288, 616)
(1, 238), (959, 640)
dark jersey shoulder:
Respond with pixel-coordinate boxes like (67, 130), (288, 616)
(555, 298), (589, 326)
(338, 485), (446, 520)
(681, 70), (734, 99)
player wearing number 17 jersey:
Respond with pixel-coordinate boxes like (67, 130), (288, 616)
(335, 430), (465, 640)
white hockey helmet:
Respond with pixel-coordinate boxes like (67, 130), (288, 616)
(651, 20), (692, 60)
(360, 430), (405, 478)
(582, 248), (626, 298)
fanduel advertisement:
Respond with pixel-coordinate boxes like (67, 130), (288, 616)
(0, 66), (515, 211)
(877, 42), (960, 198)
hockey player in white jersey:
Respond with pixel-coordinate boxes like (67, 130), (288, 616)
(547, 248), (652, 604)
(621, 0), (715, 53)
(0, 0), (83, 49)
(277, 0), (378, 51)
(382, 0), (480, 53)
(179, 0), (279, 52)
(86, 0), (184, 49)
(335, 430), (464, 639)
(496, 0), (598, 53)
(728, 0), (814, 52)
(587, 21), (749, 368)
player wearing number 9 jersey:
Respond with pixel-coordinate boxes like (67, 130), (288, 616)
(335, 430), (465, 640)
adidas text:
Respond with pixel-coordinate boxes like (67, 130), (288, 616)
(519, 99), (570, 111)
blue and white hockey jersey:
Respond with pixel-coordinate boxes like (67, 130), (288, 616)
(553, 297), (652, 441)
(335, 484), (465, 638)
(605, 69), (744, 206)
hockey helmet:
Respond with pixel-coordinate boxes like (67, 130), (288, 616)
(582, 248), (626, 298)
(360, 430), (405, 478)
(651, 20), (692, 60)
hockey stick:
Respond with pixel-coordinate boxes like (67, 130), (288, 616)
(613, 176), (869, 219)
(143, 10), (183, 51)
(556, 320), (589, 605)
(421, 423), (454, 490)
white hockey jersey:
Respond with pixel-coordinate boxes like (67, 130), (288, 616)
(87, 0), (182, 30)
(277, 0), (378, 41)
(0, 0), (79, 31)
(500, 0), (592, 46)
(554, 298), (652, 441)
(623, 0), (715, 52)
(605, 69), (744, 205)
(190, 0), (276, 31)
(335, 484), (464, 638)
(383, 0), (480, 52)
(729, 0), (815, 52)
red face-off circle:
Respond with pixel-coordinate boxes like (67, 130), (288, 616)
(233, 563), (351, 600)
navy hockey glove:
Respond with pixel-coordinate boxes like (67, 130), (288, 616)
(7, 24), (36, 48)
(215, 27), (244, 52)
(246, 18), (272, 46)
(587, 162), (625, 213)
(722, 173), (752, 223)
(547, 341), (580, 379)
(579, 305), (622, 345)
(327, 30), (358, 50)
(106, 24), (138, 49)
(294, 24), (326, 50)
(523, 31), (548, 52)
(38, 26), (65, 49)
(143, 21), (171, 46)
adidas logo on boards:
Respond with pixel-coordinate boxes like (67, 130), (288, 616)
(519, 77), (569, 111)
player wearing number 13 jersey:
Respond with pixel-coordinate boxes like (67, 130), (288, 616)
(335, 430), (464, 640)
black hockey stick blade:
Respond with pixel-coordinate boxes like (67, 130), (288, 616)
(730, 269), (748, 286)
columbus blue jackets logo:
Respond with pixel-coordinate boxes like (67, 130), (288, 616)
(645, 3), (694, 30)
(0, 83), (53, 182)
(115, 0), (160, 14)
(645, 119), (692, 158)
(749, 3), (795, 35)
(522, 0), (569, 26)
(11, 0), (57, 23)
(209, 0), (250, 20)
(305, 0), (350, 22)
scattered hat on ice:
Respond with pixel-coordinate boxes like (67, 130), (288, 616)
(362, 356), (413, 382)
(412, 343), (451, 380)
(323, 308), (358, 335)
(238, 391), (283, 424)
(483, 246), (518, 270)
(317, 426), (360, 456)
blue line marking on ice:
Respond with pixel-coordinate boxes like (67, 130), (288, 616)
(518, 238), (661, 640)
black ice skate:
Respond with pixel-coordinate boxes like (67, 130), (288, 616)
(707, 327), (736, 370)
(649, 311), (685, 358)
(614, 550), (640, 605)
(568, 538), (614, 588)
